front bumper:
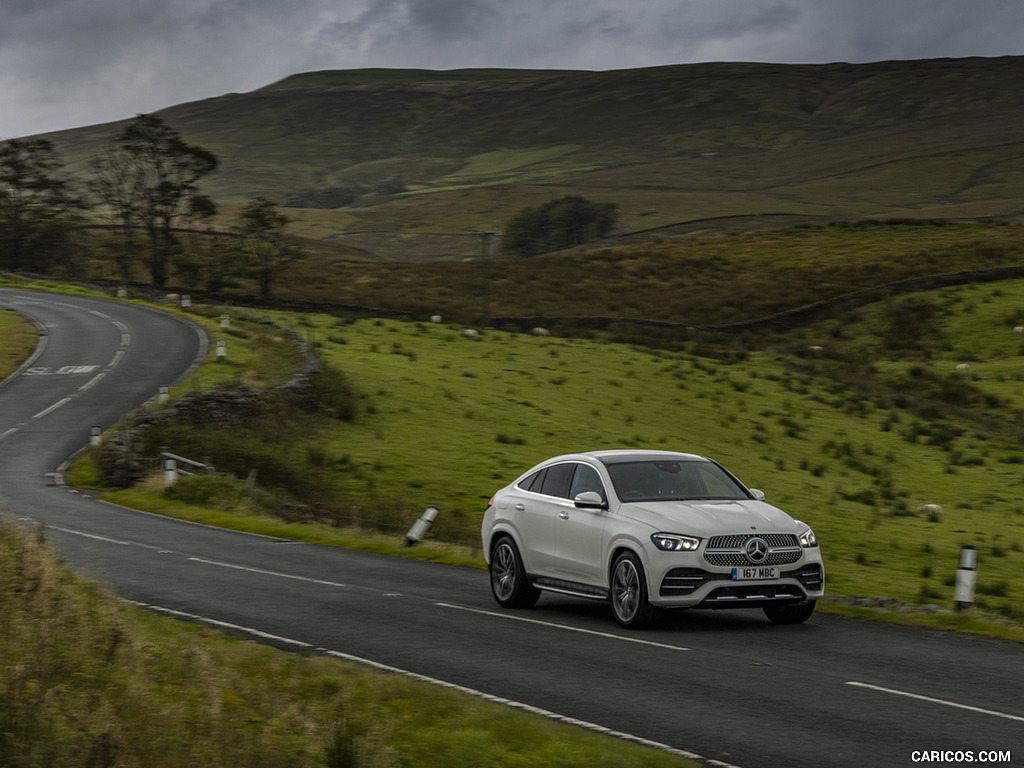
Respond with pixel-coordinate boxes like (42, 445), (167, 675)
(647, 547), (825, 609)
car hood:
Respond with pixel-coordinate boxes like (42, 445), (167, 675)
(618, 498), (799, 536)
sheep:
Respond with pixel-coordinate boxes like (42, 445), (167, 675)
(532, 327), (551, 337)
(956, 363), (970, 373)
(808, 345), (824, 354)
(1014, 326), (1023, 335)
(430, 314), (443, 324)
(463, 329), (479, 339)
(918, 503), (943, 521)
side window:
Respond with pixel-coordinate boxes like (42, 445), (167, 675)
(518, 468), (546, 492)
(569, 463), (606, 502)
(540, 463), (574, 499)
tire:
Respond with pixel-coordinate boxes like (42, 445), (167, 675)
(610, 551), (659, 629)
(763, 601), (816, 625)
(489, 537), (540, 609)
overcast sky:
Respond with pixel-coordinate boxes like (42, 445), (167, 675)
(2, 0), (1023, 139)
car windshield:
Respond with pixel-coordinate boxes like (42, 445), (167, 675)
(604, 460), (748, 502)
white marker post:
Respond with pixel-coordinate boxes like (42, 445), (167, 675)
(220, 314), (230, 329)
(405, 505), (439, 547)
(954, 545), (977, 611)
(181, 294), (191, 308)
(159, 386), (169, 404)
(216, 340), (226, 361)
(164, 457), (178, 489)
(90, 426), (102, 448)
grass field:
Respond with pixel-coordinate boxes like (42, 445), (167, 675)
(98, 279), (1024, 630)
(0, 307), (38, 379)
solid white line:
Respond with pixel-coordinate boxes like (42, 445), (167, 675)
(79, 372), (106, 391)
(131, 602), (736, 767)
(436, 602), (691, 651)
(846, 681), (1024, 723)
(187, 557), (347, 588)
(135, 603), (314, 648)
(0, 427), (19, 442)
(32, 397), (72, 418)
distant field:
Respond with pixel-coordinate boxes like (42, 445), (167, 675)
(41, 57), (1024, 262)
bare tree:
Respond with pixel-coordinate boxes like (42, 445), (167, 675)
(0, 138), (84, 271)
(233, 196), (298, 299)
(90, 115), (218, 286)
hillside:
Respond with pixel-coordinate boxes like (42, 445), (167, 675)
(39, 56), (1024, 262)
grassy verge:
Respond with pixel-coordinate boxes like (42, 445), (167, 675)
(0, 305), (41, 379)
(0, 521), (696, 768)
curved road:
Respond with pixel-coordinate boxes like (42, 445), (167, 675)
(1, 288), (1022, 768)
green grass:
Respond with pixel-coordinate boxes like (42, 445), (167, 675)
(0, 521), (696, 768)
(0, 307), (38, 379)
(118, 297), (1024, 628)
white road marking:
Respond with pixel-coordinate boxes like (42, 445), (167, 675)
(187, 557), (347, 588)
(80, 372), (106, 391)
(32, 397), (72, 418)
(108, 350), (125, 367)
(0, 427), (19, 442)
(130, 602), (736, 767)
(436, 602), (691, 651)
(89, 310), (110, 319)
(846, 681), (1024, 723)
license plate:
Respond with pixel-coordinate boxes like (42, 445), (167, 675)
(731, 566), (779, 581)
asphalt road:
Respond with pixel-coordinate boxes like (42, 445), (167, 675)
(1, 287), (1022, 768)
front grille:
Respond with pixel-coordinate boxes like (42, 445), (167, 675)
(703, 533), (802, 567)
(707, 533), (799, 549)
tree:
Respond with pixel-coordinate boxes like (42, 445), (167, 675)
(233, 197), (298, 299)
(90, 115), (218, 286)
(501, 195), (617, 257)
(0, 138), (85, 271)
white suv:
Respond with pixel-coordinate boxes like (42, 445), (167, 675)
(481, 449), (824, 628)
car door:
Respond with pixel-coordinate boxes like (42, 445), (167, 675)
(510, 463), (573, 578)
(551, 462), (610, 587)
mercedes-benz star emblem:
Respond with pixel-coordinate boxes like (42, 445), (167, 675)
(745, 537), (769, 564)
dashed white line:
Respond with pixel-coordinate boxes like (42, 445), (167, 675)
(108, 350), (125, 367)
(32, 397), (72, 419)
(846, 681), (1024, 723)
(79, 372), (106, 391)
(437, 602), (691, 651)
(187, 557), (347, 588)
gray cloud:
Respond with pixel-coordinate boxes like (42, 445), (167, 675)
(2, 0), (1023, 139)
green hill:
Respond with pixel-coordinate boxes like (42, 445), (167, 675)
(39, 56), (1024, 262)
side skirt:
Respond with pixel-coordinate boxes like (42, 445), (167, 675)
(531, 576), (608, 601)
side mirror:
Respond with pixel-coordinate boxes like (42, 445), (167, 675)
(574, 491), (608, 510)
(749, 489), (766, 502)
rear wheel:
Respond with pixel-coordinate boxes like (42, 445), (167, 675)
(763, 601), (816, 625)
(489, 537), (540, 609)
(610, 552), (659, 629)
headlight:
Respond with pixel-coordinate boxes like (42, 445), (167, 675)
(799, 528), (818, 548)
(651, 533), (701, 552)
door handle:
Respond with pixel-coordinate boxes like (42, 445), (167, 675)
(558, 511), (570, 520)
(514, 503), (525, 511)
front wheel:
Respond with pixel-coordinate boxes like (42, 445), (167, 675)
(610, 552), (659, 629)
(489, 537), (540, 609)
(763, 601), (816, 625)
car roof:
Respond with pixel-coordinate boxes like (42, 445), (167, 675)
(542, 449), (709, 465)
